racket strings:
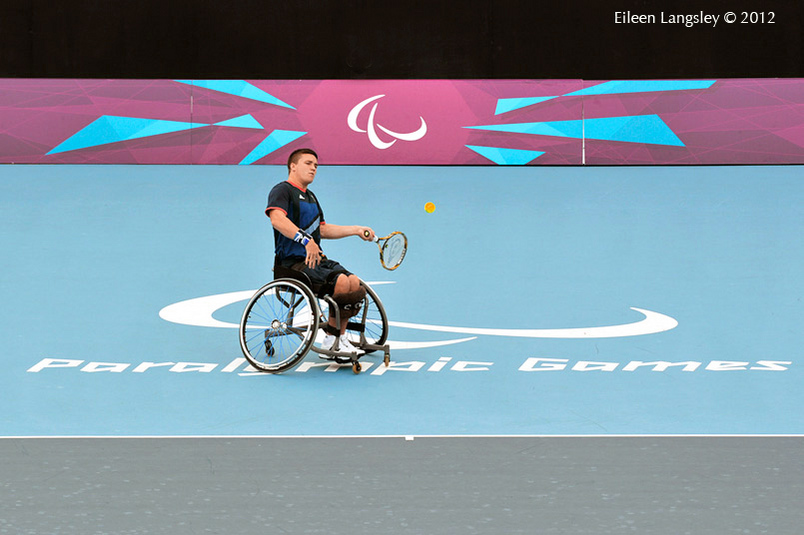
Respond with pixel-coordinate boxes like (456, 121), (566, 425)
(381, 234), (407, 268)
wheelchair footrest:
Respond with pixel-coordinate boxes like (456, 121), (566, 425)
(310, 342), (390, 367)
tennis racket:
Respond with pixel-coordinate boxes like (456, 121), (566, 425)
(364, 230), (407, 271)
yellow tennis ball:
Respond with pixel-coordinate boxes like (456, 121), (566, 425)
(424, 202), (436, 213)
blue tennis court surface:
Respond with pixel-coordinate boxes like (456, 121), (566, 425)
(2, 164), (802, 436)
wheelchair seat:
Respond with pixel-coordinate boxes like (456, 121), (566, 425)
(273, 263), (325, 297)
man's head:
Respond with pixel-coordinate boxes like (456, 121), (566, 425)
(287, 148), (319, 187)
(287, 148), (318, 170)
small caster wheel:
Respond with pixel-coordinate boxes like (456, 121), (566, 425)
(383, 353), (390, 367)
(352, 361), (362, 374)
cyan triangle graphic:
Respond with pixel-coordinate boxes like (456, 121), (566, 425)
(495, 96), (557, 115)
(239, 130), (307, 165)
(585, 115), (684, 146)
(47, 116), (207, 155)
(213, 114), (264, 129)
(465, 145), (544, 165)
(492, 80), (716, 115)
(466, 119), (581, 138)
(565, 80), (716, 97)
(466, 115), (684, 147)
(175, 80), (295, 109)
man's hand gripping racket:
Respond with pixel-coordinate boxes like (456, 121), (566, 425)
(363, 230), (407, 271)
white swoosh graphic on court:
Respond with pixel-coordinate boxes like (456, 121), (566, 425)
(387, 337), (476, 349)
(157, 285), (475, 350)
(159, 287), (677, 341)
(388, 307), (678, 339)
(159, 290), (255, 329)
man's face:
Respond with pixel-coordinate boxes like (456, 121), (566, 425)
(291, 154), (318, 185)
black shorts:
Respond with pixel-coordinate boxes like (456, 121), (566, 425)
(279, 256), (351, 295)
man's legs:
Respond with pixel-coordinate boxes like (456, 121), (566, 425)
(293, 258), (365, 354)
(329, 273), (363, 334)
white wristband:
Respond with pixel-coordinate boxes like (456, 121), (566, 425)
(294, 230), (311, 246)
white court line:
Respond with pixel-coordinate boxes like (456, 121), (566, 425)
(2, 434), (804, 439)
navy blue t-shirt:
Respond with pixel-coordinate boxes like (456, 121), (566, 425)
(266, 181), (325, 262)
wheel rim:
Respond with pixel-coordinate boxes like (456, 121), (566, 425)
(316, 282), (388, 350)
(240, 280), (318, 372)
(357, 283), (389, 347)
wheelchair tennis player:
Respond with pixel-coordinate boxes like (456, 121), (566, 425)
(265, 148), (375, 356)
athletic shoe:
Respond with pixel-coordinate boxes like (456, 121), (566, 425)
(321, 333), (339, 351)
(339, 337), (365, 356)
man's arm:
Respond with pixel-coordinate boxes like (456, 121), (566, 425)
(320, 223), (374, 241)
(268, 209), (323, 268)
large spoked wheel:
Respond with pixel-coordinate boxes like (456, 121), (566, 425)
(341, 281), (389, 352)
(239, 279), (319, 373)
(317, 281), (388, 352)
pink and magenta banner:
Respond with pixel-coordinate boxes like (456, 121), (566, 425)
(1, 78), (802, 165)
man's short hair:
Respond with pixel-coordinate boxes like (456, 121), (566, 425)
(287, 148), (318, 170)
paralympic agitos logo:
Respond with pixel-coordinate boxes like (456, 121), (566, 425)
(347, 95), (428, 149)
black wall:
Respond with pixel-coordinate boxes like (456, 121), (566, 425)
(1, 0), (800, 79)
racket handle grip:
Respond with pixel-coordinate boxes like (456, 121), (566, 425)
(363, 229), (378, 242)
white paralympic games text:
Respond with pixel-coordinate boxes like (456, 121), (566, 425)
(27, 356), (792, 375)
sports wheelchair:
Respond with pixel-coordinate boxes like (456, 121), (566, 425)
(238, 264), (391, 374)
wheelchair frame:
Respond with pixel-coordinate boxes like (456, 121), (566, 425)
(238, 268), (391, 374)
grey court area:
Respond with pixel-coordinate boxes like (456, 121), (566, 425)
(1, 437), (802, 534)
